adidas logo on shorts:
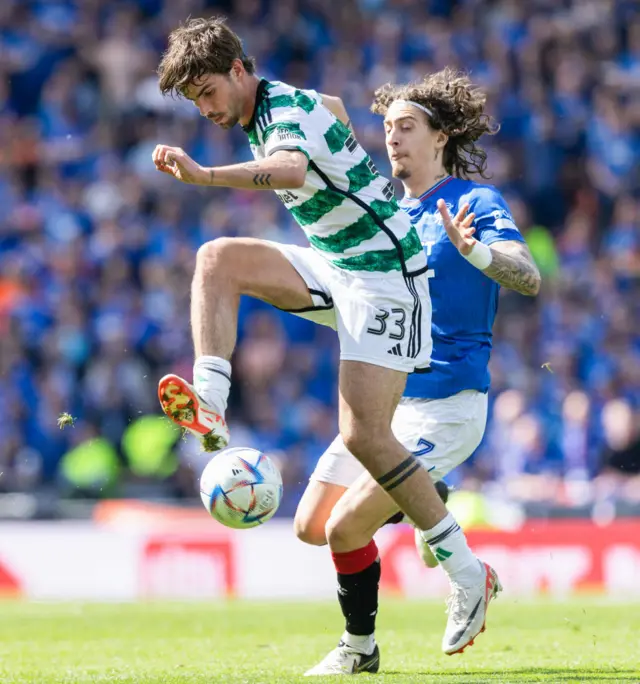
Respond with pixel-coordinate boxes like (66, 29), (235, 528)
(387, 343), (402, 356)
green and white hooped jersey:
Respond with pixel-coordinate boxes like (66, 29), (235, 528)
(242, 79), (427, 277)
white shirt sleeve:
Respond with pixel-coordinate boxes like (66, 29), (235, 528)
(263, 90), (325, 160)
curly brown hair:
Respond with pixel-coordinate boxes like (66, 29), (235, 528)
(371, 68), (499, 179)
(158, 17), (256, 96)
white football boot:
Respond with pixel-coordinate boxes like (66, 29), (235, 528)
(304, 642), (380, 676)
(158, 374), (229, 452)
(442, 561), (502, 655)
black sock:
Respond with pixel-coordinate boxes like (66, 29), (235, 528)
(337, 558), (381, 636)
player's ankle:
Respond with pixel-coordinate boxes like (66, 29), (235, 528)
(446, 557), (484, 586)
(340, 631), (376, 656)
(193, 355), (231, 416)
(420, 512), (481, 583)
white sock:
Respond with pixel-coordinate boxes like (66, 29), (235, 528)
(420, 512), (483, 586)
(193, 356), (231, 417)
(340, 631), (375, 656)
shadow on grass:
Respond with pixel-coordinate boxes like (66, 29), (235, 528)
(382, 668), (640, 682)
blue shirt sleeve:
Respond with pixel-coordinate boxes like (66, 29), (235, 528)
(465, 185), (525, 247)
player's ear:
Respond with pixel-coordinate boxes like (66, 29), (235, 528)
(436, 131), (448, 150)
(230, 58), (244, 82)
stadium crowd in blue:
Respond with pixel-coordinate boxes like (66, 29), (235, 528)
(0, 0), (638, 514)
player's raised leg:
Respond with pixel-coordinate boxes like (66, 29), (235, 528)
(159, 237), (314, 450)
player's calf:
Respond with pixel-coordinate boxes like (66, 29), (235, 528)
(310, 473), (399, 676)
(343, 415), (482, 590)
(383, 480), (451, 569)
(383, 479), (449, 527)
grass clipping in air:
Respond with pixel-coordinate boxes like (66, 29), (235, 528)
(57, 412), (76, 429)
(202, 431), (224, 452)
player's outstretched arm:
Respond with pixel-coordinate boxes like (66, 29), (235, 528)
(152, 145), (307, 190)
(437, 199), (541, 296)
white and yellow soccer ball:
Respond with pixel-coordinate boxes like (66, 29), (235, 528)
(200, 447), (283, 529)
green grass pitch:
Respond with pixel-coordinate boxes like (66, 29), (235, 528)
(0, 599), (638, 683)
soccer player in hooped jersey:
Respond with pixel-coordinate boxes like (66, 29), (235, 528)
(297, 69), (542, 676)
(152, 17), (500, 655)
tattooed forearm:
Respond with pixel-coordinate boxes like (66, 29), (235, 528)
(253, 173), (271, 187)
(242, 162), (262, 174)
(204, 151), (305, 190)
(240, 162), (272, 187)
(483, 241), (541, 296)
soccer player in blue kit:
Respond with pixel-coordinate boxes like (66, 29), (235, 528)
(296, 68), (542, 676)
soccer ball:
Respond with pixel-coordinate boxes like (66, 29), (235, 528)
(199, 447), (283, 529)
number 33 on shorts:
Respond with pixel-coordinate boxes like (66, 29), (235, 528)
(355, 290), (430, 370)
(367, 307), (407, 340)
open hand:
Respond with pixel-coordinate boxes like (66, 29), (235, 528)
(152, 145), (209, 185)
(436, 199), (477, 256)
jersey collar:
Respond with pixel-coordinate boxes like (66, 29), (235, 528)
(402, 175), (453, 205)
(242, 78), (269, 134)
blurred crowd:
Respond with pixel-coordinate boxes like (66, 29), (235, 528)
(0, 0), (638, 516)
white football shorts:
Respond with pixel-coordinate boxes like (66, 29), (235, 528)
(271, 242), (432, 374)
(311, 390), (488, 487)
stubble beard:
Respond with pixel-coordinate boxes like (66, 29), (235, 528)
(220, 116), (239, 129)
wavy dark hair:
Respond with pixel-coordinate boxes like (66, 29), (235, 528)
(158, 17), (256, 96)
(371, 68), (499, 179)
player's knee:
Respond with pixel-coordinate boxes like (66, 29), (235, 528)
(340, 423), (365, 458)
(324, 512), (364, 552)
(293, 513), (327, 546)
(195, 238), (239, 279)
(325, 511), (353, 550)
(340, 421), (389, 462)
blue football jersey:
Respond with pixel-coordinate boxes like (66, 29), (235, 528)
(402, 176), (525, 399)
